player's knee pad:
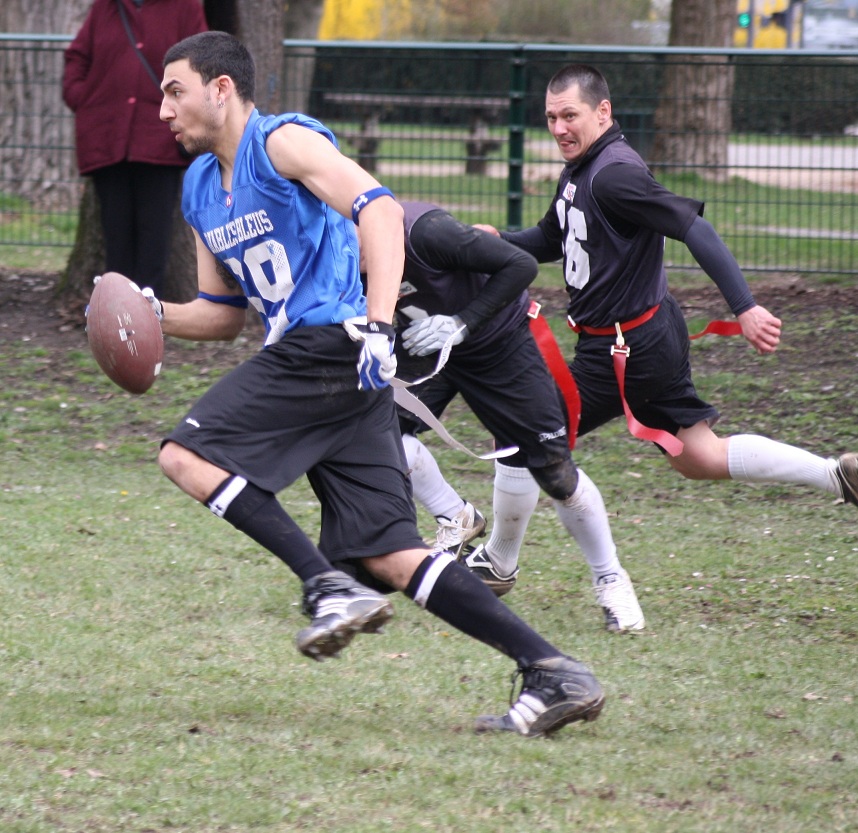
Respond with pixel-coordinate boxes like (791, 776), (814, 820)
(529, 458), (579, 502)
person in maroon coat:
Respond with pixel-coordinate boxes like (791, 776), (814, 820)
(63, 0), (207, 296)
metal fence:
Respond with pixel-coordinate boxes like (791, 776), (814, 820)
(2, 35), (858, 277)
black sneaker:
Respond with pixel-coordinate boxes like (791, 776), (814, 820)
(459, 543), (519, 597)
(474, 656), (605, 737)
(296, 571), (394, 661)
(835, 453), (858, 506)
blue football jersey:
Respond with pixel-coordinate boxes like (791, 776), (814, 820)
(181, 110), (365, 345)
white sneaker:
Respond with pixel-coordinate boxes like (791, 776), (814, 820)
(594, 569), (645, 633)
(432, 501), (486, 557)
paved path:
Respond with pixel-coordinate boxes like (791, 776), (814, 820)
(372, 138), (858, 192)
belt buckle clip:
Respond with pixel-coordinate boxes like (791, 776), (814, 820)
(527, 301), (542, 319)
(610, 321), (630, 357)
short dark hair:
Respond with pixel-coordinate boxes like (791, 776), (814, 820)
(164, 31), (255, 103)
(547, 64), (610, 108)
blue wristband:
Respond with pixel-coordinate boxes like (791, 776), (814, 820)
(198, 292), (249, 308)
(352, 186), (395, 224)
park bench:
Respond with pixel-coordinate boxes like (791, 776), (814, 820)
(323, 92), (509, 174)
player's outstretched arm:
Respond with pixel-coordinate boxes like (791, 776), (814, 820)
(684, 215), (781, 354)
(157, 231), (247, 342)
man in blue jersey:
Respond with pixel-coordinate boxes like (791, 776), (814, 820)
(471, 63), (858, 588)
(358, 202), (645, 632)
(146, 31), (605, 737)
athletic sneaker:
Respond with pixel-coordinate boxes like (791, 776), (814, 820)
(433, 501), (486, 557)
(474, 656), (605, 737)
(459, 543), (518, 597)
(594, 569), (645, 633)
(835, 453), (858, 506)
(296, 571), (394, 661)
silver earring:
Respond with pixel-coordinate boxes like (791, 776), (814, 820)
(217, 100), (224, 109)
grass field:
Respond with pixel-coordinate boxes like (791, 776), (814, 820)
(1, 268), (856, 832)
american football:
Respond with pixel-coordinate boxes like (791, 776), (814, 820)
(86, 271), (164, 394)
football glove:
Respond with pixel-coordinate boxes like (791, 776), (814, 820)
(84, 275), (102, 322)
(141, 287), (164, 321)
(401, 314), (467, 357)
(346, 321), (397, 391)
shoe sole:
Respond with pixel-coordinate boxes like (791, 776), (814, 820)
(604, 613), (646, 633)
(530, 692), (606, 737)
(473, 691), (606, 737)
(469, 567), (516, 597)
(296, 600), (394, 662)
(488, 577), (516, 597)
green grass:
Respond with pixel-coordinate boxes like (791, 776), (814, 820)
(1, 282), (857, 831)
(0, 192), (78, 270)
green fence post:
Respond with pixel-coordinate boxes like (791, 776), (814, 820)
(507, 47), (526, 231)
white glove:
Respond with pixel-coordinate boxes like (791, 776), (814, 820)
(141, 287), (164, 321)
(401, 314), (467, 357)
(345, 321), (397, 391)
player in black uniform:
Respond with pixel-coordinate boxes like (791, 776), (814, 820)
(471, 63), (858, 589)
(370, 201), (644, 632)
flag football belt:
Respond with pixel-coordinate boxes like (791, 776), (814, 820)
(528, 301), (742, 456)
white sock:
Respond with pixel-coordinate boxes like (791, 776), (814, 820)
(401, 433), (464, 520)
(485, 462), (540, 576)
(727, 434), (839, 494)
(552, 468), (622, 581)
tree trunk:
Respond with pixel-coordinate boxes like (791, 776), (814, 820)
(648, 0), (736, 181)
(237, 0), (286, 115)
(283, 0), (325, 115)
(203, 0), (324, 114)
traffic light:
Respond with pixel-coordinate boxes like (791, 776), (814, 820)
(737, 11), (751, 27)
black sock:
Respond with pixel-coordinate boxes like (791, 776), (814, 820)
(404, 553), (560, 668)
(206, 476), (331, 583)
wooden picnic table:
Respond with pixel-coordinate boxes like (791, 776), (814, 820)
(324, 92), (509, 174)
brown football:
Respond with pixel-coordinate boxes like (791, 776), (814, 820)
(86, 272), (164, 394)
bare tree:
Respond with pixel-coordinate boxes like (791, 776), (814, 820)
(283, 0), (325, 114)
(201, 0), (321, 113)
(203, 0), (324, 114)
(649, 0), (736, 179)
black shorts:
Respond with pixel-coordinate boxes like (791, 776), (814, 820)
(164, 325), (425, 563)
(572, 293), (720, 439)
(397, 317), (572, 470)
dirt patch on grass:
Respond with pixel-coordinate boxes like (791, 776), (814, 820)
(2, 268), (856, 431)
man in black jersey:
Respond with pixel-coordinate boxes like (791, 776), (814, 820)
(472, 63), (858, 592)
(359, 201), (645, 633)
